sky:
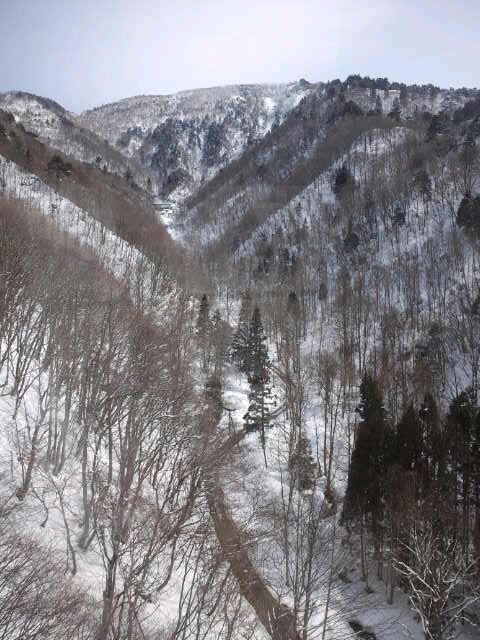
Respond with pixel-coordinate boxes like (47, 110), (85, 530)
(1, 0), (479, 113)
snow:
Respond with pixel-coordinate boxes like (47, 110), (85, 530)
(0, 154), (175, 311)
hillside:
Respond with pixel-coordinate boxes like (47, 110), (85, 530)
(0, 91), (154, 189)
(1, 74), (480, 640)
(79, 81), (313, 199)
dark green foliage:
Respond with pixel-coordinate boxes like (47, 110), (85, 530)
(203, 121), (225, 167)
(396, 404), (423, 472)
(289, 433), (317, 491)
(243, 308), (274, 459)
(231, 290), (252, 372)
(246, 307), (270, 386)
(286, 291), (301, 341)
(205, 374), (223, 412)
(414, 169), (432, 201)
(456, 194), (480, 233)
(453, 97), (480, 123)
(343, 374), (393, 530)
(333, 163), (352, 195)
(445, 390), (478, 499)
(388, 98), (401, 122)
(211, 310), (230, 376)
(287, 291), (300, 317)
(341, 101), (364, 117)
(47, 153), (72, 178)
(343, 230), (360, 253)
(426, 113), (449, 140)
(418, 394), (444, 490)
(196, 294), (210, 338)
(393, 205), (406, 226)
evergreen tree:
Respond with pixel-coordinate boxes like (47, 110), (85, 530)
(243, 308), (274, 464)
(286, 290), (301, 342)
(196, 294), (210, 337)
(196, 294), (211, 371)
(333, 163), (351, 195)
(231, 289), (252, 372)
(445, 390), (478, 550)
(396, 404), (423, 473)
(456, 194), (480, 233)
(211, 310), (229, 377)
(343, 374), (393, 535)
(426, 113), (448, 140)
(289, 433), (317, 491)
(419, 393), (443, 489)
(388, 97), (401, 122)
(245, 307), (269, 385)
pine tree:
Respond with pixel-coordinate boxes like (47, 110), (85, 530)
(211, 309), (228, 377)
(419, 393), (443, 490)
(456, 194), (480, 233)
(245, 307), (269, 385)
(196, 294), (210, 337)
(388, 97), (401, 122)
(343, 374), (393, 531)
(289, 433), (317, 491)
(286, 290), (301, 344)
(445, 390), (478, 552)
(196, 294), (211, 371)
(396, 404), (423, 473)
(243, 308), (274, 464)
(231, 289), (252, 372)
(333, 163), (351, 195)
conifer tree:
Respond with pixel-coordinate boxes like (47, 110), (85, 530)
(211, 309), (228, 377)
(343, 374), (393, 532)
(289, 433), (316, 491)
(333, 163), (351, 195)
(231, 289), (252, 372)
(196, 294), (210, 337)
(396, 404), (423, 473)
(419, 393), (443, 490)
(445, 390), (478, 552)
(286, 290), (301, 341)
(243, 307), (274, 464)
(196, 294), (211, 371)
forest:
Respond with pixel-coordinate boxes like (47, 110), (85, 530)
(0, 75), (480, 640)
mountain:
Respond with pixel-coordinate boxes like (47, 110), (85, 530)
(2, 74), (480, 640)
(182, 79), (477, 254)
(79, 81), (314, 199)
(0, 90), (153, 187)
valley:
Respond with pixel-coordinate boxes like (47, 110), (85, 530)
(1, 74), (480, 640)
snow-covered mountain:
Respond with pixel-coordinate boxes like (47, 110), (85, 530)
(0, 90), (153, 188)
(79, 81), (314, 198)
(2, 74), (480, 640)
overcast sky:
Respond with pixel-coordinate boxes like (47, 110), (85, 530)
(1, 0), (479, 113)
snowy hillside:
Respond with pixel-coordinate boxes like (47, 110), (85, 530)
(0, 91), (153, 188)
(1, 73), (480, 640)
(79, 82), (313, 199)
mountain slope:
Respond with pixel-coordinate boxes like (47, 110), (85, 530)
(182, 79), (477, 257)
(2, 74), (480, 640)
(0, 91), (153, 188)
(79, 81), (314, 198)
